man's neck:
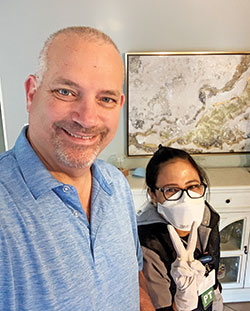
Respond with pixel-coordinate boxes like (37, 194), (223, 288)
(51, 168), (93, 222)
(50, 167), (91, 185)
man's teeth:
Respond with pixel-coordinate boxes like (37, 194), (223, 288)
(65, 129), (93, 139)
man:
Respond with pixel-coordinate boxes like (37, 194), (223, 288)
(0, 26), (153, 311)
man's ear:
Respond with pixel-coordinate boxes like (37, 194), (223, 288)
(120, 93), (125, 108)
(25, 75), (37, 112)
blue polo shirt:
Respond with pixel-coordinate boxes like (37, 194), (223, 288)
(0, 127), (142, 311)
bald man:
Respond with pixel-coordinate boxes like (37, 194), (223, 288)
(0, 26), (153, 311)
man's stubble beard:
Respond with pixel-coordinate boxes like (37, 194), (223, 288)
(52, 122), (109, 169)
(54, 140), (100, 169)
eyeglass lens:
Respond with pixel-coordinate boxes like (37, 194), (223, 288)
(162, 184), (206, 201)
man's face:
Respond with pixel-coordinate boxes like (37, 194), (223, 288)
(25, 35), (124, 174)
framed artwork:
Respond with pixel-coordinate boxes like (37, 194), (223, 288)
(0, 79), (8, 153)
(126, 52), (250, 156)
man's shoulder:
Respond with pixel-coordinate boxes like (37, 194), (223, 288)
(0, 149), (17, 179)
(93, 159), (127, 183)
(0, 149), (24, 202)
(93, 159), (133, 201)
(0, 149), (14, 161)
(94, 158), (121, 172)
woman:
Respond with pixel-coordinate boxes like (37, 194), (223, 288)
(137, 145), (223, 311)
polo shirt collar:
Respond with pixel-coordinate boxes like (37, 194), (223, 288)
(14, 126), (62, 199)
(91, 161), (113, 196)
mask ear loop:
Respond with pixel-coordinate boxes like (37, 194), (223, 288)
(147, 187), (158, 207)
(205, 187), (209, 202)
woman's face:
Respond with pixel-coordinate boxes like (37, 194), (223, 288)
(149, 158), (201, 205)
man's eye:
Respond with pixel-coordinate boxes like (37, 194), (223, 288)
(52, 88), (76, 101)
(100, 97), (118, 108)
(57, 89), (72, 96)
(102, 97), (112, 102)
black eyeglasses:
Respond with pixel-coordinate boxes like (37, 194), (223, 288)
(155, 183), (207, 201)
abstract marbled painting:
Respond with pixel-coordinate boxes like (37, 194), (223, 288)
(126, 53), (250, 156)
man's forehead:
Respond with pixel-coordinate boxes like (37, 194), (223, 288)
(48, 33), (114, 55)
(44, 33), (124, 85)
(47, 35), (122, 68)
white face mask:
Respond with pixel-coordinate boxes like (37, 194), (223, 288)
(157, 191), (205, 231)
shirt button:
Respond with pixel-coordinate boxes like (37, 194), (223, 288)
(63, 185), (70, 192)
(73, 211), (79, 218)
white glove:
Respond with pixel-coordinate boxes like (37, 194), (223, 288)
(168, 221), (206, 311)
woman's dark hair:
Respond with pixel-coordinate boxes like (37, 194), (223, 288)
(146, 145), (209, 193)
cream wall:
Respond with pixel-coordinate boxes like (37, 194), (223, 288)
(1, 0), (250, 168)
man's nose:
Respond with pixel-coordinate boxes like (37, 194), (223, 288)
(71, 97), (98, 127)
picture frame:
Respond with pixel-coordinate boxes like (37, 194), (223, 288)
(126, 52), (250, 156)
(0, 79), (8, 153)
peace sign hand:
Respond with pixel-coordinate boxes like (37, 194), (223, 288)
(167, 221), (206, 311)
(168, 221), (198, 262)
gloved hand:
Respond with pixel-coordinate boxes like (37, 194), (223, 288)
(168, 221), (206, 311)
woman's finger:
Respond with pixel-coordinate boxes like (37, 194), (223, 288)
(186, 221), (198, 261)
(168, 224), (187, 260)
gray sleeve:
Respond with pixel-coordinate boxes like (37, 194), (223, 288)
(142, 246), (172, 309)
